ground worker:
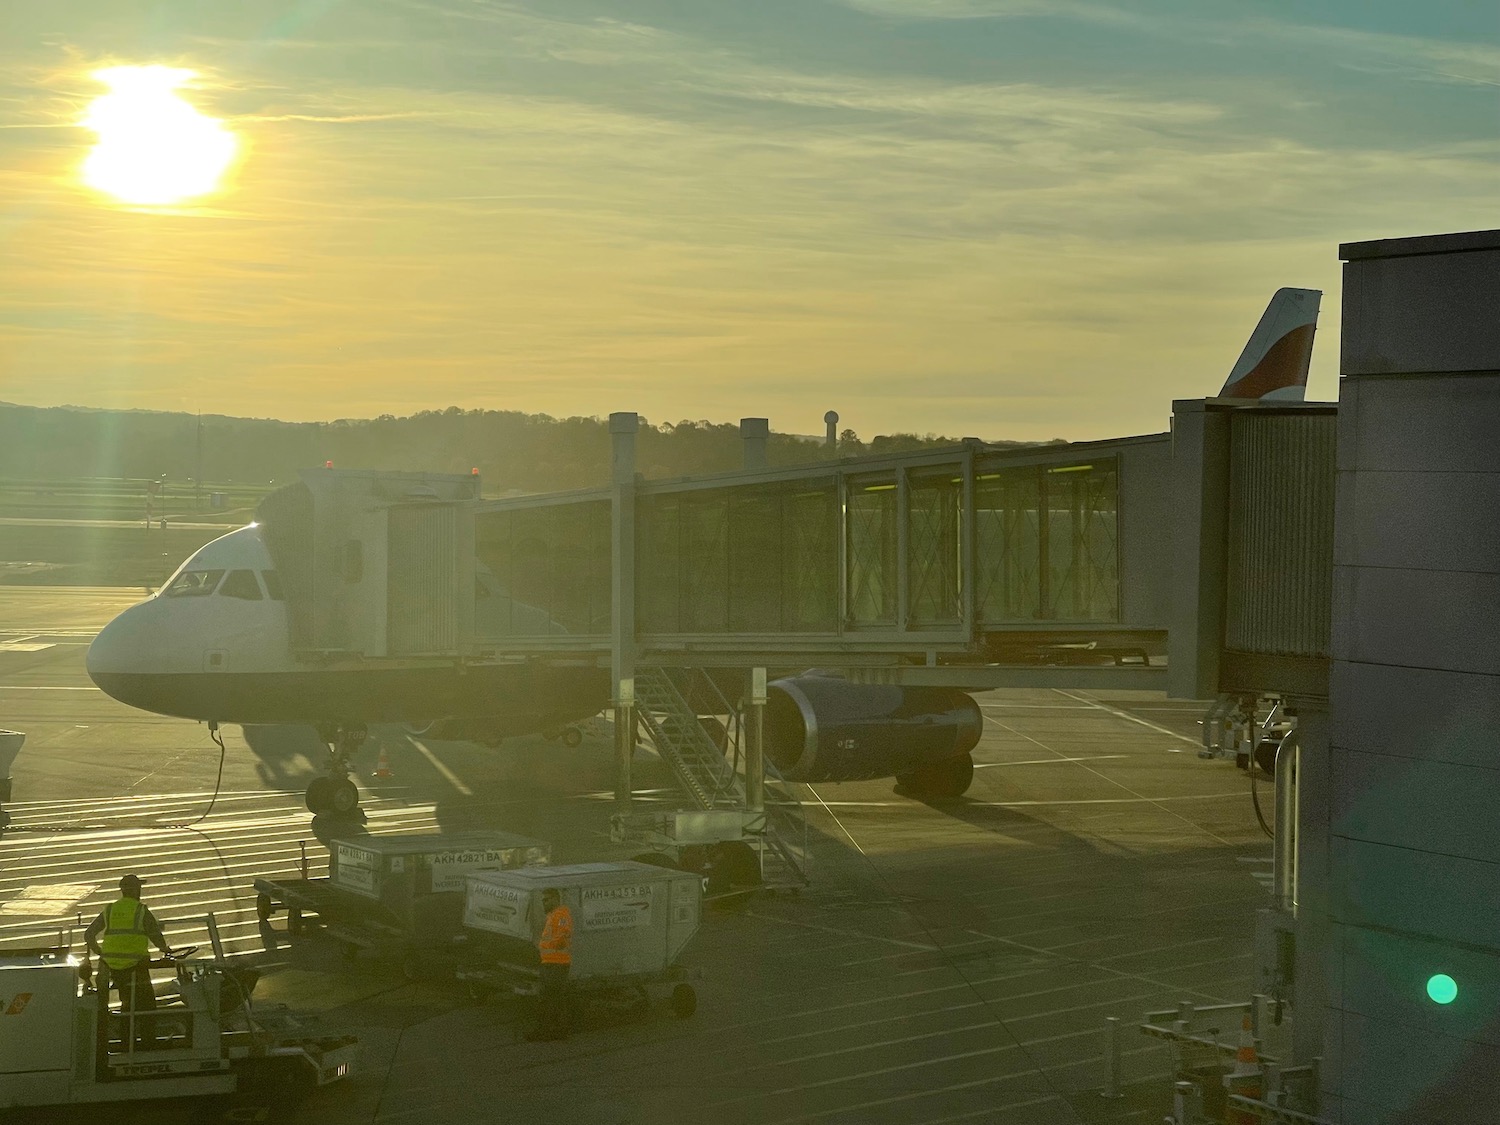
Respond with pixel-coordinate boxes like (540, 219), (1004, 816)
(530, 887), (573, 1041)
(84, 874), (173, 1046)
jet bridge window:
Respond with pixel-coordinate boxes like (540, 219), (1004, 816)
(163, 569), (225, 598)
(219, 569), (263, 601)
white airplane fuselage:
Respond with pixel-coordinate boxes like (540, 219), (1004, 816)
(86, 525), (607, 732)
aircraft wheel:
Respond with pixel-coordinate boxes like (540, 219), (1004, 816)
(711, 841), (762, 888)
(329, 778), (361, 815)
(304, 777), (333, 815)
(897, 753), (974, 800)
(561, 726), (583, 748)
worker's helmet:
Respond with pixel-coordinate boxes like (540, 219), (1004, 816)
(542, 888), (560, 905)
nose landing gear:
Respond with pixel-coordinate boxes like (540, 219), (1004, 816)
(307, 724), (366, 817)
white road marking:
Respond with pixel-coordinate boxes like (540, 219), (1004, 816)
(0, 685), (98, 691)
(743, 909), (938, 952)
(973, 753), (1127, 768)
(1049, 687), (1202, 747)
(808, 792), (1244, 808)
(408, 738), (475, 797)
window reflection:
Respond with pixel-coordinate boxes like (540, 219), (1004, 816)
(163, 569), (225, 598)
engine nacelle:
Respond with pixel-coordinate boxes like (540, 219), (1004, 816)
(764, 676), (982, 782)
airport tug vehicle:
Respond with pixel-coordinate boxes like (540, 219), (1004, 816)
(0, 937), (357, 1110)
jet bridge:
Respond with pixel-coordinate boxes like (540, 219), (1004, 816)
(253, 406), (1338, 695)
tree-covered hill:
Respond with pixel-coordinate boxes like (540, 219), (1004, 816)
(0, 402), (1055, 494)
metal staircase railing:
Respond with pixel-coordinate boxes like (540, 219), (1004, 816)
(760, 762), (810, 887)
(634, 667), (743, 810)
(634, 666), (809, 887)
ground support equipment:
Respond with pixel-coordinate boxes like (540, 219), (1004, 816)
(0, 948), (357, 1110)
(252, 875), (459, 979)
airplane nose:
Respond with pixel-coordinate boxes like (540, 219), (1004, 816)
(87, 601), (161, 706)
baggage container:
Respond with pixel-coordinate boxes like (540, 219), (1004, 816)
(462, 862), (701, 1019)
(323, 831), (550, 945)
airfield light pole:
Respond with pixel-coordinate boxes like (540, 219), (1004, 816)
(610, 412), (639, 812)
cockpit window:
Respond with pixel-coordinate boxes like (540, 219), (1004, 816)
(219, 569), (263, 601)
(163, 569), (225, 598)
(261, 570), (285, 600)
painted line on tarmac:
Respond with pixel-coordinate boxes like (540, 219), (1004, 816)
(407, 738), (475, 797)
(743, 909), (938, 953)
(805, 792), (1243, 808)
(1049, 687), (1202, 748)
(983, 715), (1237, 848)
(973, 754), (1127, 768)
(0, 685), (99, 690)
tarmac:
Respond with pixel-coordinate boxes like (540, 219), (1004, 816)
(0, 585), (1270, 1125)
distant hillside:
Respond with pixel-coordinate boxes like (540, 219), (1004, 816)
(0, 402), (1056, 494)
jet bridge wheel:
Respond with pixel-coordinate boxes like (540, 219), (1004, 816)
(896, 752), (975, 801)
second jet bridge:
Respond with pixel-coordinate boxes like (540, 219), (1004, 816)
(361, 432), (1174, 683)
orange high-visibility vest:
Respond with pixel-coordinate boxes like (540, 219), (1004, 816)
(539, 905), (573, 965)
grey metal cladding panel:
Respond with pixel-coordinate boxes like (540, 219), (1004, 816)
(1331, 747), (1500, 864)
(1336, 924), (1500, 1050)
(1330, 661), (1500, 770)
(1341, 247), (1500, 376)
(1335, 1008), (1500, 1125)
(1334, 565), (1500, 674)
(1116, 440), (1171, 627)
(1334, 470), (1500, 572)
(1224, 413), (1335, 656)
(387, 505), (458, 654)
(1331, 836), (1500, 950)
(1339, 372), (1500, 473)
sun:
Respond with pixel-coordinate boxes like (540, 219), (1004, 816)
(80, 66), (238, 206)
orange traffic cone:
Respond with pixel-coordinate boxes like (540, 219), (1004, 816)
(372, 746), (394, 780)
(1223, 1014), (1262, 1124)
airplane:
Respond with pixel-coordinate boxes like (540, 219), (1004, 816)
(85, 288), (1322, 817)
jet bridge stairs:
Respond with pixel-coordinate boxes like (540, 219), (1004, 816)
(624, 666), (809, 894)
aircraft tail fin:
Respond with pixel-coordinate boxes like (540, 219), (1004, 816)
(1218, 288), (1321, 401)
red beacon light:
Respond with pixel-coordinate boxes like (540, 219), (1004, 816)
(325, 460), (334, 469)
(471, 467), (479, 476)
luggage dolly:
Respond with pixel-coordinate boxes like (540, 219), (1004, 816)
(253, 875), (459, 980)
(455, 956), (700, 1035)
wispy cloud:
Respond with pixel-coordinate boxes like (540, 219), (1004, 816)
(0, 0), (1495, 438)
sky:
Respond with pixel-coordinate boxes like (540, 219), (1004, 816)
(1, 1), (1496, 442)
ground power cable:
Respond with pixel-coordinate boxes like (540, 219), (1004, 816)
(2, 722), (230, 834)
(800, 782), (1090, 1125)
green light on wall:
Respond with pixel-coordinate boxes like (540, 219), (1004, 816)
(1426, 974), (1458, 1005)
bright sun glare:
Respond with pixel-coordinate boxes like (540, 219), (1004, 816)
(81, 66), (238, 206)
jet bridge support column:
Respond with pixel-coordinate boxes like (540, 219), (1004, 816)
(746, 667), (766, 813)
(610, 412), (639, 811)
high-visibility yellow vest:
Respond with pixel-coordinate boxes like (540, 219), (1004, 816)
(100, 898), (150, 971)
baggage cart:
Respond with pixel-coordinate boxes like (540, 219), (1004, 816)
(254, 830), (549, 975)
(457, 861), (702, 1023)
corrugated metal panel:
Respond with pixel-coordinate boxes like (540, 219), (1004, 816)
(1225, 413), (1336, 657)
(388, 504), (458, 655)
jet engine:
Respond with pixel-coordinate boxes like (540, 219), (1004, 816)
(764, 676), (982, 799)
